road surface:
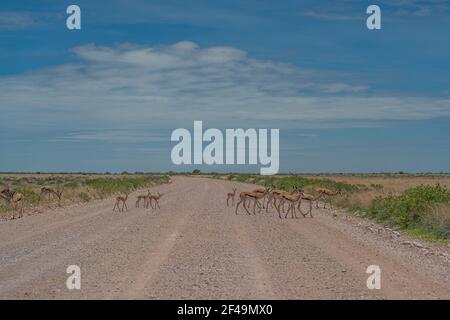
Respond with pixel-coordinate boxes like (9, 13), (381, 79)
(0, 176), (449, 299)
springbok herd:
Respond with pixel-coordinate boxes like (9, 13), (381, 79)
(113, 190), (164, 212)
(227, 186), (342, 219)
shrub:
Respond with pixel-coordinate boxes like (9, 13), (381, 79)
(78, 192), (91, 202)
(366, 185), (450, 239)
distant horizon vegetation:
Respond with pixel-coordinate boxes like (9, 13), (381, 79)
(1, 170), (450, 176)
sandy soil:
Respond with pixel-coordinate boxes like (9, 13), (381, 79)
(0, 176), (449, 299)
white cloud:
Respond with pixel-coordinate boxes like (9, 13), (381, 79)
(322, 83), (369, 94)
(0, 41), (449, 136)
(0, 12), (38, 30)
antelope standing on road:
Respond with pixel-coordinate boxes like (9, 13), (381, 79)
(11, 191), (24, 219)
(276, 191), (302, 219)
(113, 192), (129, 212)
(235, 190), (268, 215)
(265, 188), (289, 213)
(136, 190), (151, 208)
(226, 188), (237, 206)
(147, 193), (163, 210)
(315, 188), (342, 209)
(251, 188), (270, 209)
(299, 192), (320, 217)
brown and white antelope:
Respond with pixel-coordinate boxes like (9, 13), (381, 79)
(0, 188), (11, 205)
(1, 188), (24, 219)
(11, 191), (24, 219)
(299, 192), (320, 217)
(113, 192), (129, 212)
(276, 191), (302, 219)
(136, 190), (151, 208)
(38, 186), (63, 206)
(315, 188), (342, 209)
(265, 188), (290, 213)
(226, 188), (237, 206)
(235, 189), (268, 215)
(147, 193), (163, 210)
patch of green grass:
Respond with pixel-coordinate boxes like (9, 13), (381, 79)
(85, 177), (149, 196)
(78, 192), (91, 202)
(370, 183), (384, 190)
(404, 228), (449, 244)
(366, 185), (450, 240)
(14, 186), (39, 205)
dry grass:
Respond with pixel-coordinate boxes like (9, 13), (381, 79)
(308, 174), (450, 193)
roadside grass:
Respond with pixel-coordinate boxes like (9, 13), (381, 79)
(0, 174), (170, 218)
(365, 185), (450, 241)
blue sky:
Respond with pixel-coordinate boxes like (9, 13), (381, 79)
(1, 0), (450, 173)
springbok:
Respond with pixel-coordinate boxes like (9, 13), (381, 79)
(265, 188), (291, 213)
(235, 190), (268, 215)
(251, 188), (270, 209)
(136, 190), (151, 208)
(299, 192), (320, 217)
(315, 188), (342, 209)
(0, 188), (11, 205)
(11, 191), (24, 219)
(276, 192), (302, 219)
(38, 187), (63, 206)
(113, 192), (129, 212)
(226, 188), (237, 206)
(147, 193), (163, 209)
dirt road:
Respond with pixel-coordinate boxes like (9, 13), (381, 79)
(0, 176), (449, 299)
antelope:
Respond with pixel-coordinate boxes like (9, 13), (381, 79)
(299, 192), (320, 217)
(265, 188), (290, 213)
(0, 188), (23, 218)
(276, 191), (302, 219)
(235, 190), (268, 215)
(315, 188), (342, 209)
(136, 190), (151, 208)
(38, 187), (63, 206)
(113, 192), (129, 212)
(11, 191), (24, 219)
(226, 188), (237, 206)
(147, 193), (163, 209)
(0, 188), (12, 205)
(251, 188), (271, 209)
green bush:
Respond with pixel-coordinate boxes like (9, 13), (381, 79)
(85, 177), (149, 196)
(78, 192), (91, 202)
(222, 174), (357, 194)
(14, 186), (39, 205)
(366, 185), (450, 239)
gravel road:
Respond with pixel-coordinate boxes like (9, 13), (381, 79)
(0, 176), (449, 299)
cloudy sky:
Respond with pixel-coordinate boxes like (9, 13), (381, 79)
(1, 0), (450, 173)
